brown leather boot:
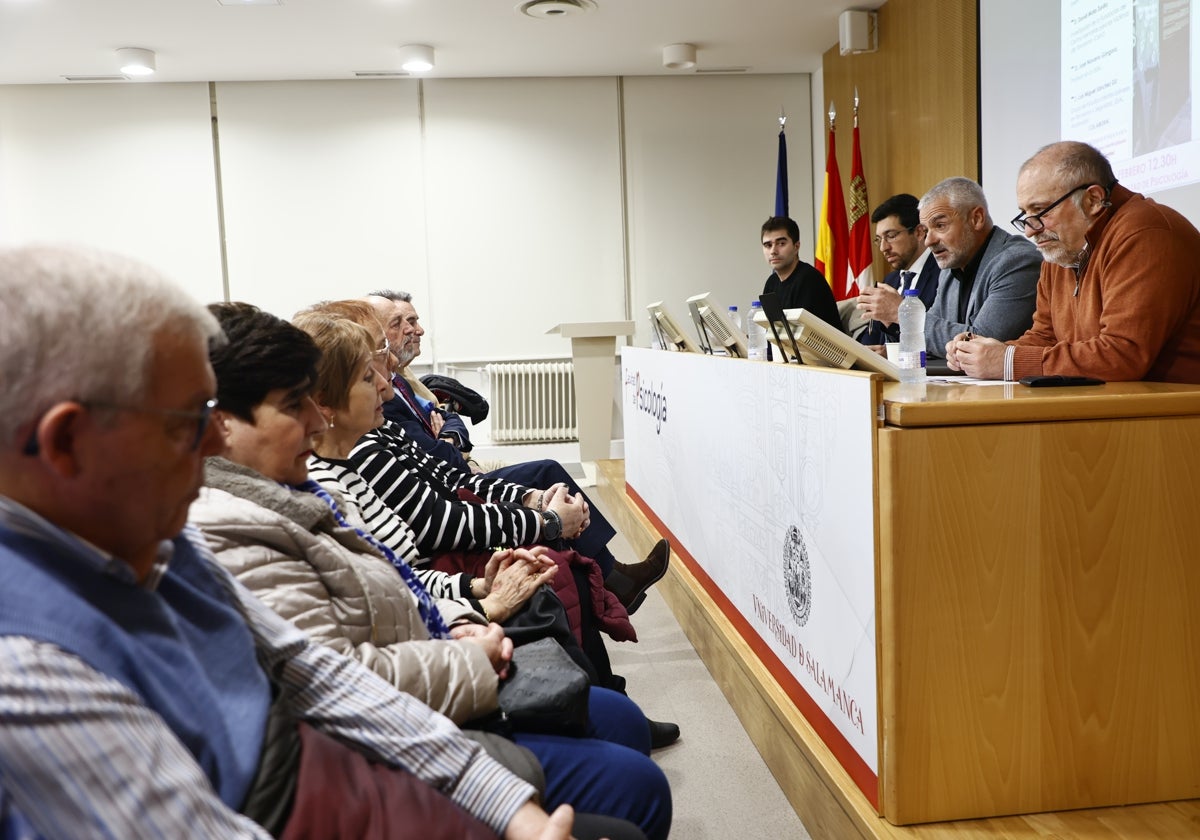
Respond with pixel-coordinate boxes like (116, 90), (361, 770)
(605, 539), (670, 615)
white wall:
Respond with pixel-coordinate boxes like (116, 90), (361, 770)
(0, 74), (813, 369)
(214, 80), (428, 321)
(0, 83), (224, 304)
(421, 77), (626, 363)
(979, 0), (1061, 226)
(623, 74), (814, 350)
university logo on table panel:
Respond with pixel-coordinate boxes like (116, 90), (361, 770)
(783, 524), (813, 627)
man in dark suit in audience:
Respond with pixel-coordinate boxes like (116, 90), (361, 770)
(855, 193), (940, 346)
(919, 177), (1042, 358)
(366, 291), (476, 470)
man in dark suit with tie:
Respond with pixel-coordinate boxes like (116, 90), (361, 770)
(855, 193), (940, 346)
(367, 291), (476, 469)
(918, 177), (1042, 358)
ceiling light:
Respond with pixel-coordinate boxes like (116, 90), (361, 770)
(399, 44), (435, 73)
(517, 0), (595, 18)
(663, 43), (697, 71)
(117, 47), (156, 77)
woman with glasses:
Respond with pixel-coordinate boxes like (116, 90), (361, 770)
(190, 302), (671, 840)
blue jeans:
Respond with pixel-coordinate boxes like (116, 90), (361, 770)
(513, 687), (670, 840)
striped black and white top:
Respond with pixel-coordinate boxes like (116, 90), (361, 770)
(344, 423), (543, 556)
(306, 456), (472, 601)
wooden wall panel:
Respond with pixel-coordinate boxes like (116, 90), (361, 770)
(821, 0), (978, 284)
(878, 415), (1200, 823)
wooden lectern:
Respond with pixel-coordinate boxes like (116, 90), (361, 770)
(547, 320), (634, 462)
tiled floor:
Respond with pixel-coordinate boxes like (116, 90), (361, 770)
(602, 518), (812, 840)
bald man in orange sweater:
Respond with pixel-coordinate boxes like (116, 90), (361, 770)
(948, 140), (1200, 383)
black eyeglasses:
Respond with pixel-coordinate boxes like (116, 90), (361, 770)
(873, 227), (915, 246)
(23, 398), (218, 456)
(1010, 184), (1094, 233)
(93, 398), (219, 451)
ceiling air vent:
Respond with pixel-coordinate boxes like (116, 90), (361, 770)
(63, 75), (130, 82)
(517, 0), (596, 19)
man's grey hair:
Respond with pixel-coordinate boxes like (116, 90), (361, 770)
(366, 289), (412, 303)
(919, 177), (992, 225)
(0, 245), (221, 447)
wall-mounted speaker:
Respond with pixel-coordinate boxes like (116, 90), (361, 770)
(839, 10), (878, 56)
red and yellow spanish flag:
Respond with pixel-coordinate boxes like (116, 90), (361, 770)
(847, 122), (873, 297)
(814, 125), (851, 300)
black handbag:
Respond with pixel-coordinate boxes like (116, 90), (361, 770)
(498, 637), (591, 737)
(420, 374), (490, 424)
(501, 585), (600, 684)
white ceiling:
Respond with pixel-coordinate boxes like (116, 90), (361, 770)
(0, 0), (884, 85)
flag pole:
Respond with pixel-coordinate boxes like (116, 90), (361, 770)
(774, 108), (789, 217)
(815, 101), (851, 299)
(848, 87), (873, 299)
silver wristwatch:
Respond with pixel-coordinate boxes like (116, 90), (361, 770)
(540, 509), (563, 541)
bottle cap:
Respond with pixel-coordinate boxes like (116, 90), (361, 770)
(728, 305), (738, 312)
(751, 300), (762, 308)
(903, 289), (920, 296)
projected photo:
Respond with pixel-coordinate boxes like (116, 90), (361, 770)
(1063, 0), (1198, 193)
(1133, 0), (1190, 156)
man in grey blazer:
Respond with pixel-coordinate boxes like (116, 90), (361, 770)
(918, 177), (1042, 357)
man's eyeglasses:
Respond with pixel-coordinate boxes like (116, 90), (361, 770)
(94, 398), (219, 451)
(23, 398), (218, 456)
(1010, 184), (1094, 233)
(873, 228), (915, 247)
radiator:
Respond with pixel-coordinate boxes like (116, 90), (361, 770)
(484, 362), (577, 443)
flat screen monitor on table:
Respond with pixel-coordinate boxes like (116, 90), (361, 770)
(686, 291), (750, 358)
(646, 301), (699, 352)
(752, 302), (903, 381)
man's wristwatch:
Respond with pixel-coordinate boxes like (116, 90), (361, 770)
(540, 509), (563, 541)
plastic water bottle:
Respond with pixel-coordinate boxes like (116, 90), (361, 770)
(727, 305), (744, 339)
(747, 300), (768, 361)
(897, 289), (926, 382)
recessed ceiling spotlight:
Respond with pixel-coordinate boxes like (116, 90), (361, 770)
(517, 0), (596, 20)
(662, 43), (697, 71)
(116, 47), (156, 77)
(398, 44), (435, 73)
